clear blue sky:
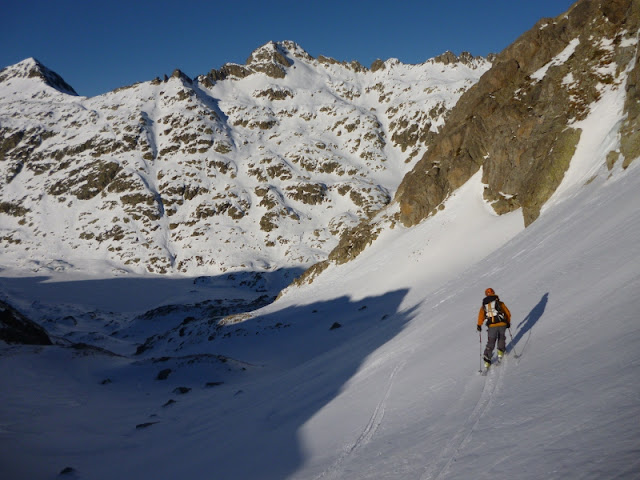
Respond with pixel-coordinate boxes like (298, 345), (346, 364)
(1, 0), (576, 97)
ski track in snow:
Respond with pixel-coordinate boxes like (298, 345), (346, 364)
(314, 360), (405, 480)
(421, 356), (507, 480)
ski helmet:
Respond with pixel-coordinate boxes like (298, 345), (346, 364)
(485, 287), (495, 296)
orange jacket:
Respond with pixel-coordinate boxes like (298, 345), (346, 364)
(478, 297), (511, 328)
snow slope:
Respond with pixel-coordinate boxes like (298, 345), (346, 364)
(1, 49), (639, 480)
(1, 167), (638, 479)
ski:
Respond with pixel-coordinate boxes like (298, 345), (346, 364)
(479, 353), (504, 375)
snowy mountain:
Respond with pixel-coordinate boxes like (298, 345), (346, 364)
(0, 44), (488, 276)
(1, 0), (639, 479)
(295, 0), (640, 280)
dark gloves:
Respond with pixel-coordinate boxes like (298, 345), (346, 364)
(506, 322), (511, 329)
(477, 325), (482, 332)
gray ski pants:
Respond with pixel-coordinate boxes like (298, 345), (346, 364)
(484, 325), (507, 358)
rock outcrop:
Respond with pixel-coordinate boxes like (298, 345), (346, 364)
(396, 0), (640, 228)
(290, 0), (640, 284)
(0, 300), (52, 345)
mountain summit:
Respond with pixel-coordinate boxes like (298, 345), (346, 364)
(0, 57), (78, 96)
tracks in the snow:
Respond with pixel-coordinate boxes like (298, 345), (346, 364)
(421, 358), (507, 480)
(314, 361), (405, 480)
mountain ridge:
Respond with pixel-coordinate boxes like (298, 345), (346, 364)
(0, 43), (489, 276)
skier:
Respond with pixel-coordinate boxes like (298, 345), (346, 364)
(477, 288), (511, 368)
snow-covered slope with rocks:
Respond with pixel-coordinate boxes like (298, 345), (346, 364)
(1, 2), (638, 479)
(0, 30), (638, 476)
(0, 43), (489, 275)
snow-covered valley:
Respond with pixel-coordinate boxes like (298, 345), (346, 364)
(1, 2), (640, 479)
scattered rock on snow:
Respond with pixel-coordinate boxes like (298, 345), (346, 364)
(135, 421), (159, 429)
(59, 466), (75, 475)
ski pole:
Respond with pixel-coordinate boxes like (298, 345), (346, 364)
(508, 327), (518, 358)
(479, 331), (483, 372)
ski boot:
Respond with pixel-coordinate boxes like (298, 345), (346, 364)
(497, 349), (505, 360)
(483, 354), (491, 369)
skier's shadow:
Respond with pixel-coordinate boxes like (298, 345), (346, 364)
(509, 293), (549, 355)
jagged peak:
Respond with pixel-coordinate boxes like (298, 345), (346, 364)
(150, 69), (194, 88)
(247, 41), (293, 68)
(369, 58), (402, 72)
(0, 57), (77, 95)
(203, 39), (369, 85)
(244, 41), (295, 79)
(278, 40), (315, 62)
(170, 69), (193, 84)
(198, 41), (314, 86)
(246, 40), (314, 64)
(198, 63), (252, 87)
(317, 55), (367, 73)
(371, 53), (491, 73)
(431, 51), (490, 68)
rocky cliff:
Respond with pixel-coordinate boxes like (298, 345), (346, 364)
(396, 0), (639, 228)
(296, 0), (640, 282)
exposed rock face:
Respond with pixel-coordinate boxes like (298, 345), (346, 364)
(0, 43), (489, 275)
(246, 41), (293, 78)
(290, 0), (640, 281)
(396, 0), (640, 228)
(433, 51), (486, 67)
(201, 41), (315, 85)
(0, 300), (52, 345)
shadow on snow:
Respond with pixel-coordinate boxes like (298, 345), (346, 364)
(0, 267), (305, 315)
(0, 272), (416, 480)
(181, 288), (417, 480)
(509, 292), (549, 355)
